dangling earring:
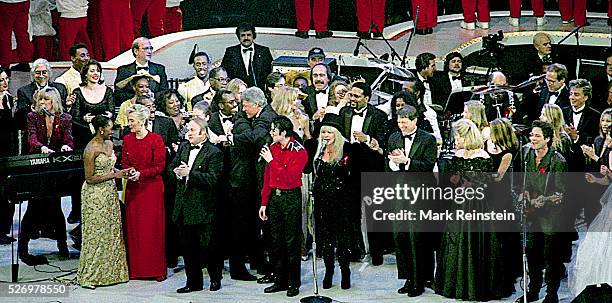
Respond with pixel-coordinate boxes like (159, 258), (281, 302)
(100, 131), (104, 135)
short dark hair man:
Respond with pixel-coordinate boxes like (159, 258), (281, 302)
(258, 115), (308, 298)
(221, 23), (273, 90)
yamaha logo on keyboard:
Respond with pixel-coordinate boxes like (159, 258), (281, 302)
(30, 158), (50, 165)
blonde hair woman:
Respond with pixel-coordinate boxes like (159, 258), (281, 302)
(271, 86), (311, 139)
(463, 100), (490, 140)
(437, 118), (512, 301)
(539, 104), (571, 154)
(226, 78), (247, 100)
(311, 121), (363, 290)
(121, 103), (167, 281)
(582, 108), (612, 166)
(488, 118), (519, 180)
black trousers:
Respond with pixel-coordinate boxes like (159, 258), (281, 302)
(269, 188), (302, 288)
(164, 177), (180, 265)
(526, 232), (567, 295)
(394, 231), (436, 287)
(0, 194), (15, 235)
(228, 185), (267, 273)
(178, 223), (223, 288)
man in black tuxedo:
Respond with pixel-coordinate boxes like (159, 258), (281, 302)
(302, 63), (331, 122)
(16, 59), (68, 131)
(221, 23), (273, 90)
(414, 52), (444, 108)
(563, 79), (602, 226)
(522, 64), (571, 125)
(433, 52), (466, 107)
(113, 37), (168, 105)
(339, 81), (389, 265)
(230, 87), (278, 282)
(169, 117), (224, 293)
(208, 89), (257, 281)
(520, 32), (555, 83)
(387, 105), (437, 297)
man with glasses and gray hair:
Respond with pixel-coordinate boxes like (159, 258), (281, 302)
(114, 37), (168, 105)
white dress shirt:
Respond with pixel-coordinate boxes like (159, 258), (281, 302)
(388, 130), (416, 171)
(417, 73), (433, 106)
(241, 45), (253, 75)
(350, 107), (367, 143)
(449, 73), (463, 92)
(572, 105), (585, 129)
(548, 85), (565, 105)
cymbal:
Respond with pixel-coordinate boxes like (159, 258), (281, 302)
(513, 124), (530, 134)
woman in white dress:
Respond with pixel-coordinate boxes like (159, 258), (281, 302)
(573, 164), (612, 295)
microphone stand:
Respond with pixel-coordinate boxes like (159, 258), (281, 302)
(401, 6), (419, 67)
(301, 142), (333, 303)
(556, 23), (588, 78)
(353, 23), (378, 59)
(371, 24), (402, 63)
(518, 143), (529, 303)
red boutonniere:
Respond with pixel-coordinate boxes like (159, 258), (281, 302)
(539, 167), (546, 174)
(340, 155), (349, 165)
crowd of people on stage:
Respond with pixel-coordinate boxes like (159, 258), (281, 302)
(2, 0), (611, 73)
(0, 17), (611, 302)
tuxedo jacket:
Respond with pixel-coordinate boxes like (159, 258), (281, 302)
(302, 86), (322, 119)
(539, 86), (570, 111)
(339, 104), (388, 149)
(167, 141), (223, 226)
(26, 112), (73, 154)
(432, 71), (465, 108)
(386, 129), (437, 172)
(562, 105), (600, 145)
(113, 61), (168, 104)
(590, 74), (611, 112)
(221, 43), (273, 90)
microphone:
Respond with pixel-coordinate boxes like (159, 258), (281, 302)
(316, 139), (329, 160)
(353, 42), (362, 56)
(41, 105), (53, 116)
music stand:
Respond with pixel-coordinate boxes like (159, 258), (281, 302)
(443, 89), (474, 116)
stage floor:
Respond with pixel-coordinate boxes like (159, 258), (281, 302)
(0, 198), (581, 303)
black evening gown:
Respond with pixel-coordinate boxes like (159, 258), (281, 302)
(71, 87), (114, 149)
(435, 155), (514, 301)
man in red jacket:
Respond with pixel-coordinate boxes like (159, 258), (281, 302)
(258, 116), (308, 298)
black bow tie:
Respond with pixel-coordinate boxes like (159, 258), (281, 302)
(221, 116), (232, 123)
(315, 90), (326, 95)
(422, 79), (429, 84)
(403, 133), (415, 141)
(137, 66), (148, 71)
(242, 47), (253, 53)
(452, 75), (462, 81)
(573, 109), (584, 115)
(189, 145), (201, 150)
(353, 109), (366, 117)
(549, 91), (559, 97)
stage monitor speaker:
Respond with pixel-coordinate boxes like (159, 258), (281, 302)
(571, 283), (612, 303)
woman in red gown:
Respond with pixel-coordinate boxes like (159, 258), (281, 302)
(121, 103), (167, 280)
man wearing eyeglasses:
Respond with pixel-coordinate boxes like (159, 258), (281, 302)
(221, 23), (273, 90)
(114, 37), (168, 105)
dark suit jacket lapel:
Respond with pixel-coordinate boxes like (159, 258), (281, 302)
(362, 107), (373, 135)
(191, 143), (209, 170)
(408, 131), (422, 158)
(343, 110), (352, 139)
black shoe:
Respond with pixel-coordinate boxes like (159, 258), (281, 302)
(231, 272), (257, 281)
(371, 254), (383, 266)
(415, 29), (426, 35)
(176, 286), (203, 293)
(167, 259), (178, 269)
(58, 241), (70, 259)
(257, 274), (275, 284)
(322, 270), (333, 289)
(424, 280), (433, 289)
(340, 266), (351, 289)
(264, 284), (287, 293)
(0, 234), (16, 244)
(295, 31), (309, 39)
(356, 31), (371, 39)
(67, 212), (80, 224)
(315, 31), (333, 39)
(398, 280), (411, 294)
(20, 254), (48, 266)
(372, 31), (383, 38)
(209, 281), (221, 291)
(542, 293), (558, 303)
(407, 287), (424, 297)
(10, 63), (30, 72)
(286, 286), (299, 297)
(425, 28), (433, 35)
(515, 292), (539, 303)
